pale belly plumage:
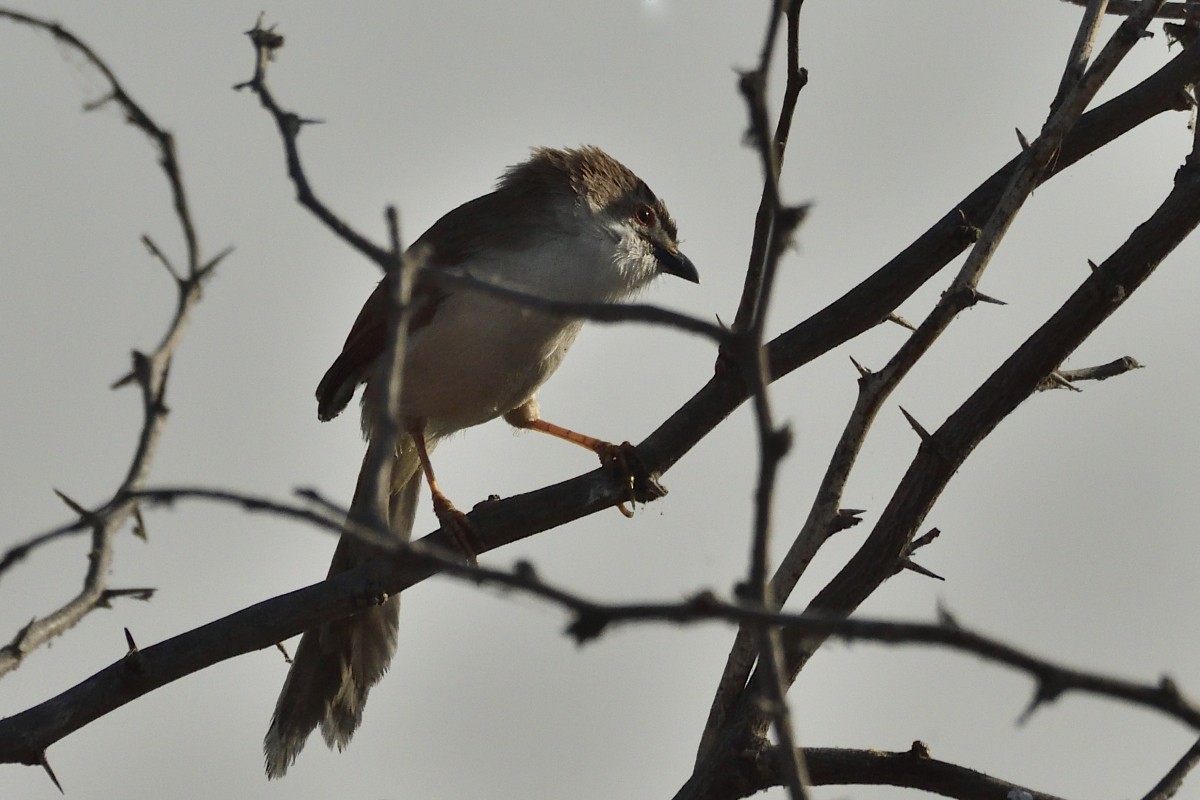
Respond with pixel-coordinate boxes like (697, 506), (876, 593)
(394, 292), (583, 435)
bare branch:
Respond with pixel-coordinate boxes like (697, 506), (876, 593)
(688, 9), (1199, 794)
(1061, 0), (1195, 16)
(774, 129), (1200, 710)
(773, 743), (1070, 800)
(1038, 355), (1143, 389)
(233, 16), (391, 270)
(1052, 0), (1110, 112)
(0, 9), (223, 676)
(1142, 736), (1200, 800)
(426, 269), (732, 344)
(728, 0), (809, 338)
(7, 476), (1200, 769)
(721, 3), (813, 796)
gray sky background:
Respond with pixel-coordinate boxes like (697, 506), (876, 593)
(3, 2), (1199, 799)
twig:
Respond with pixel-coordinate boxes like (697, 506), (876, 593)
(1142, 736), (1200, 800)
(1061, 0), (1194, 16)
(234, 15), (391, 269)
(720, 2), (813, 796)
(0, 9), (224, 678)
(7, 481), (1200, 770)
(768, 743), (1070, 800)
(1052, 0), (1110, 113)
(1038, 355), (1143, 389)
(427, 269), (731, 344)
(689, 5), (1189, 796)
(728, 0), (809, 339)
(233, 17), (729, 349)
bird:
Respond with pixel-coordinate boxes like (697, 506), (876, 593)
(264, 145), (698, 778)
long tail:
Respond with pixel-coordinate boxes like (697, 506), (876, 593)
(263, 443), (424, 779)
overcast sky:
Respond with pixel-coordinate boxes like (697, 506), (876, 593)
(3, 2), (1200, 799)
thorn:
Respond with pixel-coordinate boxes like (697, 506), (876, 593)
(141, 234), (181, 282)
(886, 312), (917, 331)
(1087, 258), (1099, 272)
(936, 600), (959, 629)
(81, 91), (116, 113)
(100, 588), (156, 607)
(131, 503), (149, 541)
(907, 740), (932, 759)
(1018, 679), (1062, 725)
(111, 350), (152, 390)
(122, 627), (146, 675)
(52, 489), (96, 522)
(1160, 675), (1181, 700)
(512, 560), (539, 583)
(901, 558), (944, 581)
(898, 406), (932, 441)
(1016, 127), (1031, 150)
(9, 618), (36, 652)
(40, 753), (64, 794)
(778, 203), (810, 236)
(910, 527), (941, 551)
(973, 290), (1007, 306)
(831, 508), (865, 534)
(849, 355), (871, 377)
(195, 245), (234, 283)
(276, 641), (293, 664)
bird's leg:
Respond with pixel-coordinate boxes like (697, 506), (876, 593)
(408, 426), (480, 565)
(503, 400), (666, 515)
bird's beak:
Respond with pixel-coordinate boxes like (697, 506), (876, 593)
(654, 244), (700, 284)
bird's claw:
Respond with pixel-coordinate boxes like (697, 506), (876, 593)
(595, 441), (667, 515)
(432, 494), (480, 566)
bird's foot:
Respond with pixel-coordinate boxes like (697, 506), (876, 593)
(431, 493), (480, 566)
(594, 441), (667, 516)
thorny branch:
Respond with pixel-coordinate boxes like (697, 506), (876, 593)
(4, 5), (1200, 800)
(0, 8), (228, 786)
(6, 482), (1200, 795)
(1142, 737), (1200, 800)
(233, 14), (730, 349)
(0, 10), (227, 680)
(720, 2), (812, 797)
(702, 0), (1125, 765)
(774, 743), (1070, 800)
(689, 2), (1198, 798)
(1038, 355), (1143, 389)
(1063, 0), (1198, 16)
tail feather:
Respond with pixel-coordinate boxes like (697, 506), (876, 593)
(264, 445), (424, 779)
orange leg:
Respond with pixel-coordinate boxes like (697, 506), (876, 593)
(409, 426), (479, 564)
(506, 414), (640, 518)
(514, 418), (617, 456)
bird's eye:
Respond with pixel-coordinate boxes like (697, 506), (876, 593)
(634, 204), (656, 228)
